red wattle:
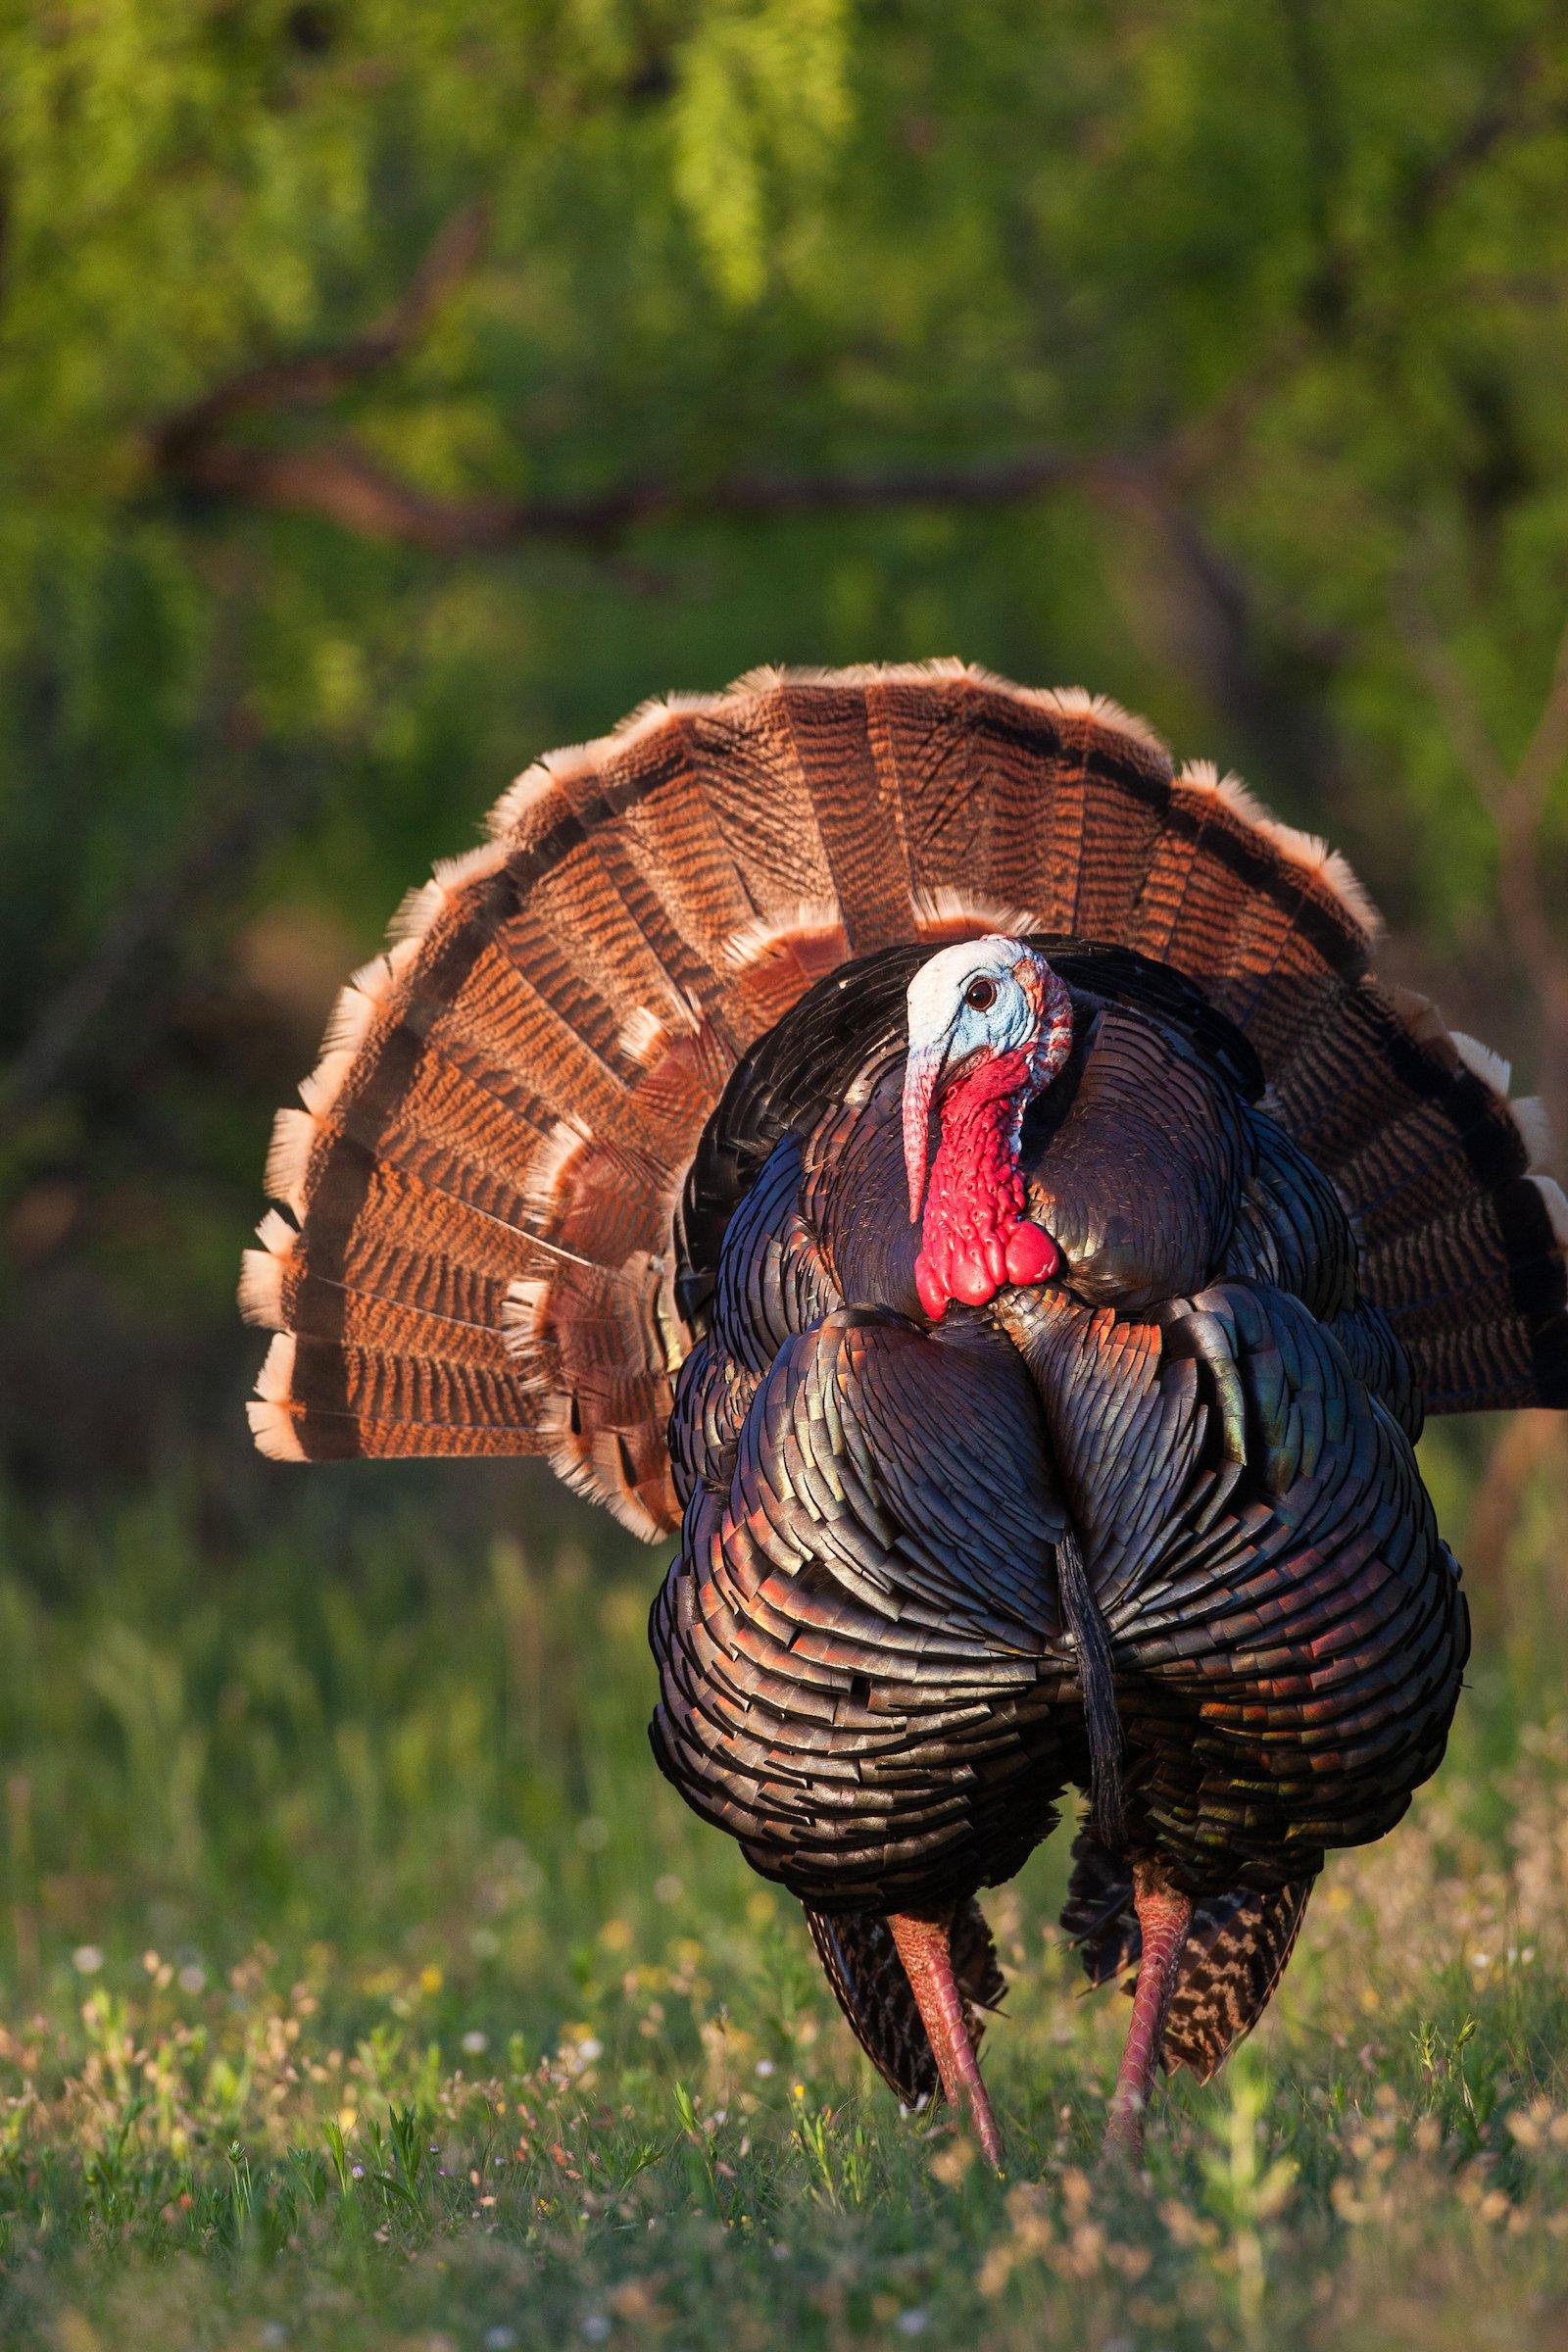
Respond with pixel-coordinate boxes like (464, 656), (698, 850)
(911, 1051), (1060, 1320)
(913, 1252), (948, 1321)
(1005, 1222), (1059, 1285)
(952, 1244), (995, 1305)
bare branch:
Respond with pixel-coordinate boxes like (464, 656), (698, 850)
(1399, 584), (1568, 1140)
(1515, 606), (1568, 813)
(158, 432), (1136, 555)
(1464, 1408), (1568, 1618)
(1276, 0), (1352, 331)
(159, 392), (1355, 820)
(1132, 489), (1347, 805)
(1401, 592), (1568, 823)
(1399, 34), (1563, 235)
(2, 749), (324, 1117)
(143, 201), (1361, 829)
(1398, 600), (1516, 811)
(152, 200), (492, 467)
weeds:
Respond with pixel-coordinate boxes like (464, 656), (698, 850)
(2, 1466), (1568, 2346)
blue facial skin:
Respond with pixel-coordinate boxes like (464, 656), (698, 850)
(904, 938), (1037, 1076)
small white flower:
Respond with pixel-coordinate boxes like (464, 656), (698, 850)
(72, 1945), (104, 1976)
(576, 2035), (604, 2063)
(259, 2328), (288, 2350)
(483, 2329), (518, 2352)
(581, 2316), (612, 2341)
(177, 1963), (206, 1995)
(462, 2029), (489, 2056)
(898, 2314), (930, 2337)
(755, 2058), (775, 2078)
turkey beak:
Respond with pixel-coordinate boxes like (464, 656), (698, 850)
(902, 1042), (946, 1222)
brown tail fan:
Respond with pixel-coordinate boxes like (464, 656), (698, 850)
(242, 662), (1568, 1534)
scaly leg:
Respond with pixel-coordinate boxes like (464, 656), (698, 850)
(1102, 1862), (1193, 2162)
(887, 1909), (1004, 2171)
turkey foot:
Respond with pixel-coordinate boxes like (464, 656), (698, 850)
(1102, 1864), (1193, 2163)
(887, 1909), (1004, 2171)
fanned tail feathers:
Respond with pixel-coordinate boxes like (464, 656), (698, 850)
(243, 663), (1568, 1528)
(1272, 985), (1568, 1411)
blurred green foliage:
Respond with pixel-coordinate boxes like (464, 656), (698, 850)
(1, 0), (1566, 1496)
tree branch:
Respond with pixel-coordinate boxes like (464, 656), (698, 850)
(1399, 591), (1568, 1138)
(143, 198), (1359, 824)
(1515, 609), (1568, 812)
(2, 748), (325, 1118)
(1399, 33), (1563, 235)
(1141, 493), (1347, 804)
(158, 431), (1141, 555)
(152, 200), (492, 469)
(156, 370), (1355, 823)
(1276, 0), (1352, 331)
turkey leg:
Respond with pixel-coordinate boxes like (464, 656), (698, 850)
(1102, 1862), (1193, 2160)
(887, 1909), (1004, 2171)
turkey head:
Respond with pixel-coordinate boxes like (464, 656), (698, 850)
(901, 935), (1072, 1319)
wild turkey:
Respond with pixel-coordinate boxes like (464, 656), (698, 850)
(241, 663), (1568, 2163)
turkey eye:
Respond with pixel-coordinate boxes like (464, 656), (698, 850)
(964, 977), (999, 1012)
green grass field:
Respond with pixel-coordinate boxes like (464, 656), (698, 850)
(3, 1434), (1568, 2352)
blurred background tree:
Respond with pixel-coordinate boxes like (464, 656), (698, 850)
(1, 0), (1565, 1518)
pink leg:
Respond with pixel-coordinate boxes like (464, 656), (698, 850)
(887, 1910), (1004, 2172)
(1102, 1863), (1193, 2162)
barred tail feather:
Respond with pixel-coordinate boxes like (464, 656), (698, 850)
(805, 1900), (1005, 2109)
(1270, 982), (1568, 1411)
(1062, 1833), (1313, 2083)
(244, 662), (1567, 1530)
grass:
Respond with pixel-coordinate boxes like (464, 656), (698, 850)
(2, 1434), (1568, 2350)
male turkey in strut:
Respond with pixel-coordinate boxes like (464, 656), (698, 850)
(241, 664), (1568, 2163)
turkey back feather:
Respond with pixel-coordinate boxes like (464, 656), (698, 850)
(242, 664), (1568, 1532)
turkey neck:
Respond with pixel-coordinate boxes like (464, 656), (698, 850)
(915, 1050), (1034, 1313)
